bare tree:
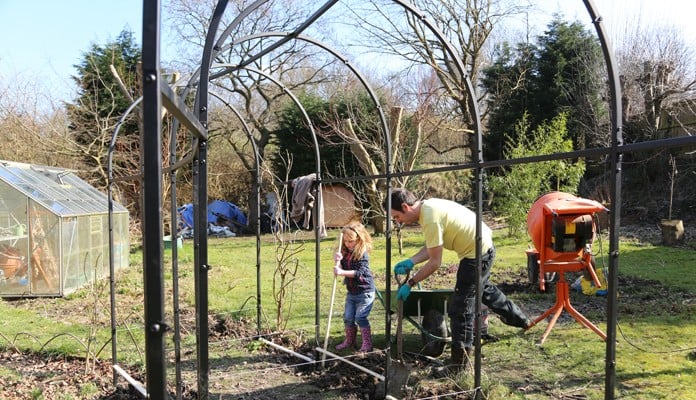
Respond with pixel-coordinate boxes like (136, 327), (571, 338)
(337, 0), (529, 157)
(614, 20), (696, 218)
(321, 63), (486, 231)
(0, 79), (75, 167)
(165, 0), (344, 231)
(617, 24), (696, 138)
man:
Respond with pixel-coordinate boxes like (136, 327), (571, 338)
(386, 188), (531, 372)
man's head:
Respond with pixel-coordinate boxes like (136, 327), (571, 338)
(386, 188), (419, 225)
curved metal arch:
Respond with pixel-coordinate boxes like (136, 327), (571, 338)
(206, 0), (484, 172)
(185, 3), (335, 389)
(181, 0), (487, 183)
(106, 96), (142, 388)
(581, 1), (623, 397)
(189, 25), (400, 382)
(209, 30), (398, 374)
(210, 62), (327, 343)
(206, 28), (399, 360)
(201, 0), (485, 393)
(207, 91), (265, 337)
(210, 30), (391, 171)
(190, 1), (229, 396)
(174, 27), (334, 344)
(207, 0), (482, 148)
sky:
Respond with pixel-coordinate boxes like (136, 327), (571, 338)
(0, 0), (143, 103)
(0, 0), (694, 106)
(533, 0), (696, 42)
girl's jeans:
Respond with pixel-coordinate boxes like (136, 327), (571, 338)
(343, 290), (375, 328)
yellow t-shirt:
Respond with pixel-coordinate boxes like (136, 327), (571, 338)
(418, 198), (493, 259)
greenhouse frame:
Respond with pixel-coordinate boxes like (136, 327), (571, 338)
(0, 160), (129, 297)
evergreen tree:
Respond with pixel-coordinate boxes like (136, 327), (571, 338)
(533, 17), (606, 150)
(271, 91), (380, 180)
(67, 30), (140, 150)
(488, 113), (585, 236)
(481, 16), (607, 161)
(65, 30), (142, 219)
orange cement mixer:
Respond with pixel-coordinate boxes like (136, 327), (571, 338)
(525, 191), (608, 344)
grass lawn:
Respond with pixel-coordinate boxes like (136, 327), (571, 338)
(0, 225), (694, 399)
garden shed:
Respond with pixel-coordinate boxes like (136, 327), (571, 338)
(0, 161), (129, 297)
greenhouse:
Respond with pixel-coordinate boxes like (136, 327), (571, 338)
(0, 161), (129, 297)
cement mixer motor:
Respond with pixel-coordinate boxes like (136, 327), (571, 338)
(526, 192), (607, 290)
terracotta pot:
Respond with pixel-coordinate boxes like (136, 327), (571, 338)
(0, 248), (22, 279)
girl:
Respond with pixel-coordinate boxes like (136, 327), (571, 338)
(333, 222), (376, 352)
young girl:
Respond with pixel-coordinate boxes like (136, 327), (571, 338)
(333, 222), (376, 352)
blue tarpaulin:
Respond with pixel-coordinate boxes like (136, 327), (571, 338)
(177, 200), (247, 238)
(207, 200), (248, 226)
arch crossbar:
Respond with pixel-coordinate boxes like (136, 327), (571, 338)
(136, 0), (499, 398)
(132, 1), (696, 400)
(198, 0), (485, 391)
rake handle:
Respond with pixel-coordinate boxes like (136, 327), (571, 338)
(321, 232), (343, 366)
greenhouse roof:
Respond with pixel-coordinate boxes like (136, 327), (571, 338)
(0, 161), (128, 216)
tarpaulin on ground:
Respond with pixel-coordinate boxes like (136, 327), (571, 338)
(208, 200), (248, 227)
(177, 200), (247, 238)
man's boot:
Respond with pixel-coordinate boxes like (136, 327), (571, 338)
(451, 347), (474, 373)
(499, 312), (532, 330)
(335, 325), (357, 351)
(433, 347), (472, 377)
(493, 298), (532, 329)
(358, 326), (373, 352)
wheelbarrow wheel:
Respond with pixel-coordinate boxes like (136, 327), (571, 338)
(527, 251), (558, 291)
(421, 309), (447, 357)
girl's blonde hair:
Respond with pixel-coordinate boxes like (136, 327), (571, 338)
(342, 222), (373, 260)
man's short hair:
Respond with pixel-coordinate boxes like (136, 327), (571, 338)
(386, 188), (417, 211)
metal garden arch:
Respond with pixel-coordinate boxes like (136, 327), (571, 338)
(126, 0), (695, 399)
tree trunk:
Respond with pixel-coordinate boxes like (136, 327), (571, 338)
(660, 219), (684, 246)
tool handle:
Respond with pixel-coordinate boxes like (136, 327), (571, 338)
(395, 271), (409, 362)
(321, 232), (343, 366)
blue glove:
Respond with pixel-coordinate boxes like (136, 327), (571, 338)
(396, 284), (412, 301)
(394, 259), (414, 275)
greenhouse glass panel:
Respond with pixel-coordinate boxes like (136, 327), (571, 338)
(0, 161), (129, 297)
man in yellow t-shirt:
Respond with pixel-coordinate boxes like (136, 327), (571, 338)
(386, 188), (531, 372)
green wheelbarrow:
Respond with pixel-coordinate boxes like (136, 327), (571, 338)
(376, 287), (452, 357)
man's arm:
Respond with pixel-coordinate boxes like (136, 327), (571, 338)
(410, 245), (443, 284)
(410, 246), (429, 264)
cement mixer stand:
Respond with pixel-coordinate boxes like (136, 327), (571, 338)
(525, 192), (608, 345)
